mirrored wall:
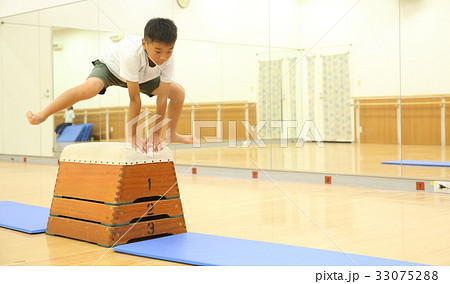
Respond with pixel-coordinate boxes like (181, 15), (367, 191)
(1, 0), (449, 181)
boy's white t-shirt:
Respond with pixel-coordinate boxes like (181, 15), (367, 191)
(99, 36), (174, 84)
(64, 109), (75, 123)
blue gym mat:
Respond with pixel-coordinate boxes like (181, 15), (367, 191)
(0, 201), (49, 234)
(113, 232), (425, 266)
(80, 123), (92, 141)
(382, 160), (450, 167)
(56, 123), (92, 142)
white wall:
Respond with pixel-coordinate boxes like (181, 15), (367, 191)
(0, 24), (54, 156)
(298, 0), (450, 97)
(400, 0), (450, 95)
(174, 41), (268, 103)
(174, 0), (270, 46)
(0, 0), (80, 18)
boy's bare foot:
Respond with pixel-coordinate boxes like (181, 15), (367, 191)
(169, 133), (196, 144)
(26, 111), (45, 125)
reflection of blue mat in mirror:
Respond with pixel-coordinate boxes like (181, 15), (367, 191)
(382, 160), (450, 167)
(56, 123), (92, 142)
(113, 233), (426, 266)
(0, 201), (49, 234)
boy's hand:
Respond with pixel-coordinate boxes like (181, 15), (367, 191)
(144, 133), (164, 153)
(152, 134), (163, 152)
(130, 135), (146, 153)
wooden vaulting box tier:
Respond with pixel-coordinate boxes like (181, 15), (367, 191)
(46, 142), (187, 247)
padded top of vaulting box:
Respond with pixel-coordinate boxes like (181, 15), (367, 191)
(59, 142), (173, 165)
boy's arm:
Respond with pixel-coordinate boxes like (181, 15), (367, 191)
(126, 80), (142, 151)
(153, 81), (171, 152)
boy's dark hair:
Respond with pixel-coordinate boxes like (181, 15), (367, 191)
(144, 18), (177, 44)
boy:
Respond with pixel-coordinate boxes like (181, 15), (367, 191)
(27, 18), (194, 152)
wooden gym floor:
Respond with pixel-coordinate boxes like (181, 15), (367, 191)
(171, 142), (450, 180)
(1, 161), (450, 266)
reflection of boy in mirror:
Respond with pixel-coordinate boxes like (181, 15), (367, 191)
(55, 106), (75, 138)
(27, 18), (195, 152)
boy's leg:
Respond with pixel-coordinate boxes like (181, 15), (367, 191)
(27, 77), (104, 125)
(152, 81), (195, 144)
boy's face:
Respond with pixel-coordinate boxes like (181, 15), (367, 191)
(142, 39), (174, 66)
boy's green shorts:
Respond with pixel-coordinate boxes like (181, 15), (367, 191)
(87, 60), (160, 98)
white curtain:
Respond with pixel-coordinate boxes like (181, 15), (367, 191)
(258, 60), (282, 139)
(288, 57), (298, 139)
(321, 53), (351, 141)
(306, 56), (315, 121)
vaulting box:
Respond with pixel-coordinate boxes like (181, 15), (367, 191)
(46, 142), (187, 247)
